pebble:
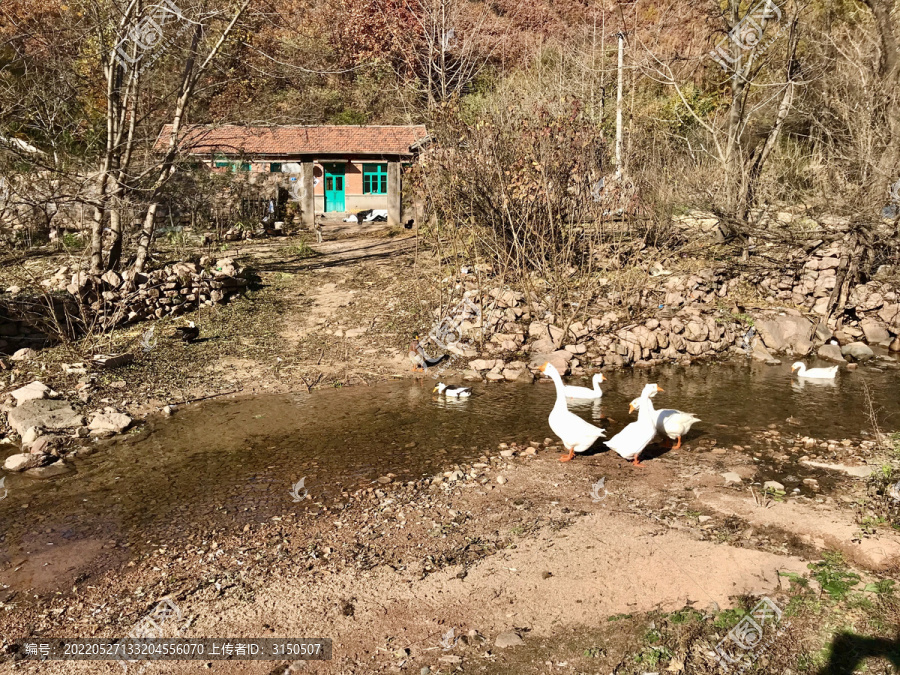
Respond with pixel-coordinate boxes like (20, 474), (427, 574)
(496, 476), (508, 485)
(721, 472), (742, 485)
(500, 450), (514, 458)
(764, 480), (785, 491)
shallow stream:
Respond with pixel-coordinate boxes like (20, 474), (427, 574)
(1, 359), (898, 592)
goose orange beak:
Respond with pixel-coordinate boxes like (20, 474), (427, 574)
(656, 386), (664, 392)
(600, 374), (607, 382)
(628, 403), (635, 413)
(539, 362), (549, 373)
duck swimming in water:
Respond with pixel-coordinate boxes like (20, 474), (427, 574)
(433, 383), (472, 398)
(791, 362), (839, 380)
(564, 373), (606, 400)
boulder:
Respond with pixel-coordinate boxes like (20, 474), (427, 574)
(3, 453), (42, 472)
(817, 344), (846, 363)
(755, 315), (813, 354)
(88, 412), (132, 434)
(530, 351), (570, 374)
(495, 632), (525, 648)
(841, 342), (875, 361)
(527, 321), (550, 341)
(10, 381), (51, 406)
(683, 320), (709, 342)
(7, 400), (84, 437)
(502, 361), (528, 381)
(751, 338), (780, 365)
(860, 318), (891, 345)
(528, 338), (556, 354)
(100, 270), (122, 287)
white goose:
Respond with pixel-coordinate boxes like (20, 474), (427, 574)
(791, 362), (839, 380)
(606, 384), (660, 467)
(540, 362), (606, 462)
(630, 396), (700, 450)
(564, 373), (607, 400)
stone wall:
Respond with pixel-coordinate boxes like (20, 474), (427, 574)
(38, 257), (247, 332)
(443, 241), (899, 378)
(0, 295), (75, 355)
(753, 238), (900, 347)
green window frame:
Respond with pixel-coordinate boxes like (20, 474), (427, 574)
(269, 163), (282, 173)
(362, 163), (388, 194)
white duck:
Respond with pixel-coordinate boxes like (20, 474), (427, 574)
(791, 362), (839, 380)
(564, 373), (607, 400)
(433, 382), (472, 398)
(606, 384), (660, 467)
(540, 362), (606, 462)
(630, 396), (700, 450)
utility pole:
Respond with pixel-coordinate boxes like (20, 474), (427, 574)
(615, 31), (625, 179)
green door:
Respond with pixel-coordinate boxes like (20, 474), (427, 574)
(323, 163), (345, 212)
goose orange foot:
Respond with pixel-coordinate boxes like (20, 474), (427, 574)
(559, 448), (575, 462)
(632, 455), (645, 467)
(673, 436), (682, 450)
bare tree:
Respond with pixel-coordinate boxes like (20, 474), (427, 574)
(132, 0), (251, 274)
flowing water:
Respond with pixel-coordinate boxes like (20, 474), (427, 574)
(1, 359), (899, 592)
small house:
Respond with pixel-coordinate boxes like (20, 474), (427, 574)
(154, 124), (429, 228)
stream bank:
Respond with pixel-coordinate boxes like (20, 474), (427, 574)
(1, 405), (898, 674)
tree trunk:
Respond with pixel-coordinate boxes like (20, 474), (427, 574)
(89, 171), (109, 274)
(738, 22), (798, 222)
(861, 0), (900, 181)
(615, 32), (624, 178)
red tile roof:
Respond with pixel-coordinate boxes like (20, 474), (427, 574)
(154, 124), (428, 157)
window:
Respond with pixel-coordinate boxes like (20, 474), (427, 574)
(213, 159), (250, 172)
(269, 163), (282, 173)
(362, 163), (388, 194)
